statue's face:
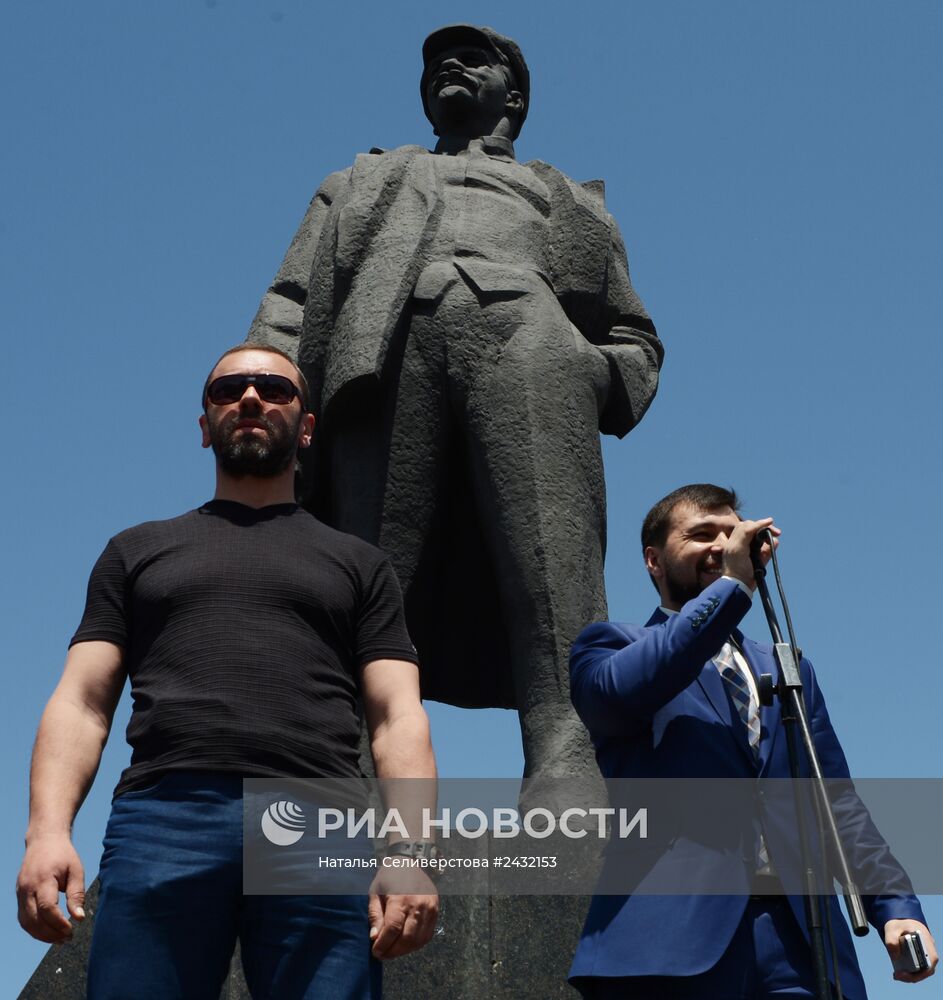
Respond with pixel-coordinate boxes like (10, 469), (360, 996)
(424, 43), (517, 132)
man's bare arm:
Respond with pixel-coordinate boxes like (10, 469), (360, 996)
(363, 658), (436, 783)
(16, 640), (126, 943)
(361, 658), (438, 960)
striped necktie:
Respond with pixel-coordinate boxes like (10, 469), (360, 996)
(714, 639), (760, 760)
(714, 639), (772, 874)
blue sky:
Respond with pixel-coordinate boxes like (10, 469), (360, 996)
(3, 1), (940, 994)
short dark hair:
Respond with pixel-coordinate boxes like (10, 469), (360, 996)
(202, 343), (310, 412)
(641, 484), (741, 552)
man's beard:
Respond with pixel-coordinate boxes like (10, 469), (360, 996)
(661, 554), (720, 608)
(208, 411), (300, 478)
(662, 573), (701, 608)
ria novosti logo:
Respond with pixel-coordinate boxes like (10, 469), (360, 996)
(261, 800), (306, 846)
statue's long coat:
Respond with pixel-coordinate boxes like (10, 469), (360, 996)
(249, 145), (663, 713)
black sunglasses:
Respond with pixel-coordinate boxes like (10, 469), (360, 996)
(205, 373), (302, 406)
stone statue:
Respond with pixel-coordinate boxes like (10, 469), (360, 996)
(247, 24), (663, 783)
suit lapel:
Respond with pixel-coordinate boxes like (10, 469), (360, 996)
(683, 625), (754, 764)
(695, 662), (735, 727)
(646, 607), (763, 767)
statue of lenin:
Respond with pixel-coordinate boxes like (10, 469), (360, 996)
(248, 24), (663, 783)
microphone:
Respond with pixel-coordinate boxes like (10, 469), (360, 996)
(750, 527), (771, 579)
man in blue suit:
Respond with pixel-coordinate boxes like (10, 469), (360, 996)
(569, 483), (937, 998)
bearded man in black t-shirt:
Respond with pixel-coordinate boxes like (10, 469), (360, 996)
(16, 345), (438, 999)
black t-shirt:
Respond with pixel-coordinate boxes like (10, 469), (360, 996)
(71, 500), (418, 796)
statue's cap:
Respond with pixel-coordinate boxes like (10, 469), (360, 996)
(420, 24), (529, 139)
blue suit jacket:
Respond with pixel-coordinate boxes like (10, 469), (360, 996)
(569, 577), (925, 995)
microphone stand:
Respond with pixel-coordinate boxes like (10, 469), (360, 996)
(750, 532), (868, 1000)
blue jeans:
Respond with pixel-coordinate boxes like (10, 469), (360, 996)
(88, 773), (381, 1000)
